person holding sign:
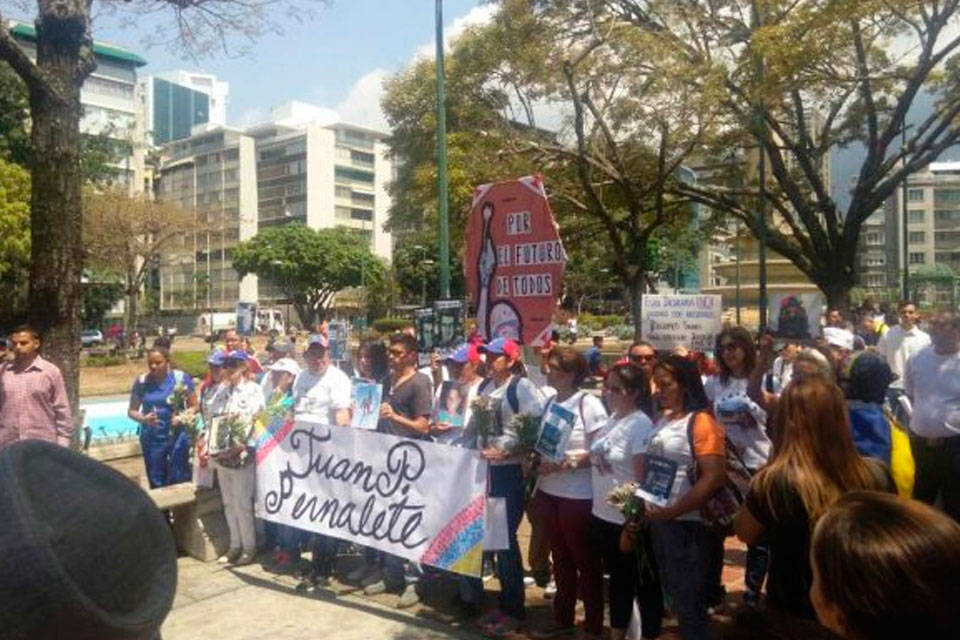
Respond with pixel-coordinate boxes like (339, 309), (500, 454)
(432, 344), (484, 448)
(471, 338), (545, 635)
(367, 333), (434, 609)
(589, 363), (663, 640)
(531, 347), (607, 640)
(642, 355), (726, 640)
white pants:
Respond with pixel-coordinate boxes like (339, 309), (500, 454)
(215, 462), (257, 554)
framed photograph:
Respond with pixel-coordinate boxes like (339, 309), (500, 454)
(534, 403), (576, 463)
(328, 321), (349, 362)
(435, 381), (466, 429)
(351, 379), (383, 431)
(635, 454), (679, 507)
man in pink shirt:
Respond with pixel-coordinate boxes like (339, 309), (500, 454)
(0, 325), (73, 450)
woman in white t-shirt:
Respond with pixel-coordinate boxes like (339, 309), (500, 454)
(208, 351), (266, 567)
(704, 326), (772, 607)
(589, 362), (662, 640)
(531, 347), (608, 639)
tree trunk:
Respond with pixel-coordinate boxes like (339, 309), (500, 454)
(626, 276), (645, 342)
(27, 10), (92, 412)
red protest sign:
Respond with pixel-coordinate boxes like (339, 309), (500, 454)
(464, 175), (566, 346)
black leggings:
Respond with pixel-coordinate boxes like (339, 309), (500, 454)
(591, 515), (664, 636)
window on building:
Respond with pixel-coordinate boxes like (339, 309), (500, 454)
(335, 206), (351, 219)
(936, 209), (960, 222)
(909, 210), (925, 223)
(909, 231), (925, 243)
(864, 274), (886, 287)
(909, 252), (926, 264)
(865, 231), (885, 245)
(335, 185), (352, 198)
(935, 189), (960, 204)
(865, 256), (886, 267)
(908, 188), (925, 202)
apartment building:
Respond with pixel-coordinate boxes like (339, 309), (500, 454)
(858, 162), (960, 301)
(9, 21), (148, 192)
(155, 127), (258, 312)
(155, 102), (393, 315)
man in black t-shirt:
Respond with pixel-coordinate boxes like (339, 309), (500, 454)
(378, 333), (433, 440)
(365, 333), (434, 607)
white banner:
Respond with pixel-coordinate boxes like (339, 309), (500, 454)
(641, 294), (723, 351)
(254, 419), (488, 577)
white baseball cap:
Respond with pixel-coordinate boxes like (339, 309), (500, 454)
(823, 327), (855, 351)
(268, 357), (301, 376)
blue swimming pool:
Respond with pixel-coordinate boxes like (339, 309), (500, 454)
(80, 397), (139, 442)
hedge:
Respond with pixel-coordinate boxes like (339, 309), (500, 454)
(372, 317), (409, 334)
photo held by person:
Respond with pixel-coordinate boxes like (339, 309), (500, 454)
(642, 355), (726, 640)
(0, 325), (73, 451)
(531, 346), (608, 640)
(128, 346), (197, 489)
(810, 492), (960, 640)
(904, 310), (960, 523)
(590, 362), (663, 640)
(209, 350), (265, 567)
(734, 377), (895, 621)
(471, 338), (545, 636)
(705, 327), (772, 608)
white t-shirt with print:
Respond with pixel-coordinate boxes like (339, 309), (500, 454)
(590, 410), (656, 524)
(703, 375), (771, 470)
(292, 364), (352, 426)
(537, 390), (608, 500)
(209, 380), (266, 445)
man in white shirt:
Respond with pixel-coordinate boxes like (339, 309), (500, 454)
(877, 301), (930, 422)
(905, 311), (960, 523)
(288, 333), (352, 585)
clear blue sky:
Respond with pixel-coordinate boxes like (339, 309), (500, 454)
(87, 0), (484, 128)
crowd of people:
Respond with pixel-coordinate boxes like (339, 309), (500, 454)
(2, 302), (960, 639)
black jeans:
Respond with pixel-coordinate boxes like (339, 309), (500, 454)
(591, 516), (663, 637)
(911, 434), (960, 523)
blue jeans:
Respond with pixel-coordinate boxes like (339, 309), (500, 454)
(650, 520), (713, 640)
(461, 463), (526, 619)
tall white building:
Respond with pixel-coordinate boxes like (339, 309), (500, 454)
(9, 21), (148, 193)
(155, 101), (393, 317)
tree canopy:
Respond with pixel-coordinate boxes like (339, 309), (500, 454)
(232, 224), (386, 327)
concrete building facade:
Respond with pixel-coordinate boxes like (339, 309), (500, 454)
(858, 162), (960, 303)
(155, 102), (393, 316)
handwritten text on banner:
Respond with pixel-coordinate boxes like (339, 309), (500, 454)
(640, 294), (723, 351)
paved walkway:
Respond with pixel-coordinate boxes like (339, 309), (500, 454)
(162, 532), (750, 639)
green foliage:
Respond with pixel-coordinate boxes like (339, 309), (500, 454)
(233, 223), (386, 327)
(578, 314), (626, 331)
(0, 158), (30, 326)
(170, 350), (210, 379)
(0, 63), (29, 167)
(82, 275), (124, 329)
(82, 355), (126, 367)
(371, 317), (409, 334)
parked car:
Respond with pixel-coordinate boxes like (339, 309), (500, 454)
(80, 329), (103, 348)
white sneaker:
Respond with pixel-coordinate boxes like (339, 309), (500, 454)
(543, 579), (557, 599)
(524, 576), (536, 587)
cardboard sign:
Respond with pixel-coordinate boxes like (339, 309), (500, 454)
(640, 294), (722, 351)
(465, 176), (566, 346)
(256, 420), (488, 577)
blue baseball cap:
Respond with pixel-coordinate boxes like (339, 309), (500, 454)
(479, 337), (520, 359)
(206, 350), (226, 367)
(223, 350), (249, 363)
(446, 343), (480, 364)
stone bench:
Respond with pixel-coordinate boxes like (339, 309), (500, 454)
(147, 482), (230, 562)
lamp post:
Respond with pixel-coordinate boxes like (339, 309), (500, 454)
(435, 0), (451, 299)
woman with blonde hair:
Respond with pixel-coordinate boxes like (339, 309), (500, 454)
(733, 378), (894, 619)
(810, 492), (960, 640)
